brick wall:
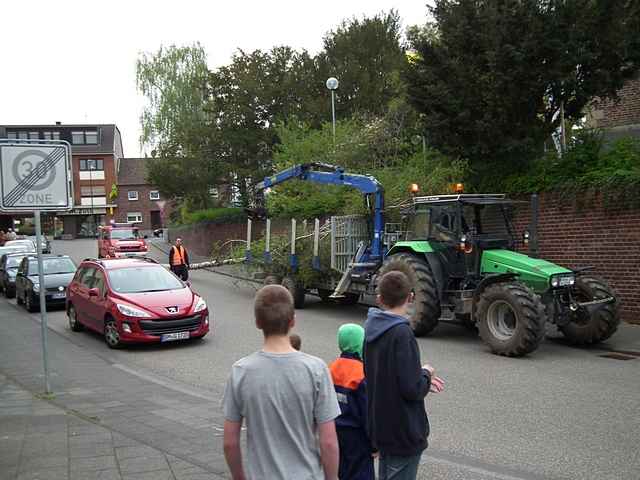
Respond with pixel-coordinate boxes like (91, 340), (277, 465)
(512, 193), (639, 324)
(591, 76), (640, 128)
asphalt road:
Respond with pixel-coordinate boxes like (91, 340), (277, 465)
(4, 239), (640, 480)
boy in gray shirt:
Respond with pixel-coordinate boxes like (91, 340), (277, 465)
(223, 285), (341, 480)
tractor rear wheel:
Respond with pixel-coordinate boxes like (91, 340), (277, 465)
(560, 275), (620, 344)
(377, 253), (440, 336)
(477, 282), (546, 357)
(282, 276), (306, 309)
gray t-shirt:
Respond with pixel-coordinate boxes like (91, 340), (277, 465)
(223, 350), (340, 480)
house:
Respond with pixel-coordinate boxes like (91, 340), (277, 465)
(0, 123), (123, 238)
(114, 157), (168, 235)
(587, 75), (640, 140)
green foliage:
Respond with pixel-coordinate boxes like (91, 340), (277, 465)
(137, 44), (223, 209)
(406, 0), (640, 168)
(265, 119), (468, 219)
(178, 207), (246, 226)
(494, 133), (640, 207)
(319, 10), (408, 119)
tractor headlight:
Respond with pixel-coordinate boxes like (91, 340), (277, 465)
(550, 274), (575, 288)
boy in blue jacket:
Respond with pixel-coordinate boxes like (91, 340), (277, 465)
(364, 270), (438, 480)
(329, 323), (375, 480)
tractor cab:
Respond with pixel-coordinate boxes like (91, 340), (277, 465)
(402, 194), (523, 282)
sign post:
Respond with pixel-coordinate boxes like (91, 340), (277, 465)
(0, 140), (73, 394)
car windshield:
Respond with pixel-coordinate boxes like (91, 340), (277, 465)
(29, 258), (76, 275)
(0, 246), (31, 256)
(108, 266), (184, 294)
(110, 229), (139, 240)
(6, 256), (25, 268)
(6, 240), (33, 247)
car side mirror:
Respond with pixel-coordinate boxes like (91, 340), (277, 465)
(88, 288), (100, 297)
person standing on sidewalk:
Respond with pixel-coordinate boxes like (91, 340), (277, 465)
(223, 285), (340, 480)
(364, 271), (437, 480)
(169, 237), (190, 281)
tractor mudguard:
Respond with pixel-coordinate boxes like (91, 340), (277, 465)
(472, 272), (520, 318)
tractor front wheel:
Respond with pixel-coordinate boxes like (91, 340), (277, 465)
(377, 253), (440, 336)
(282, 276), (306, 309)
(477, 282), (546, 357)
(560, 276), (620, 345)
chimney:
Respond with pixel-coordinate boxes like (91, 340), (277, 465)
(55, 121), (61, 125)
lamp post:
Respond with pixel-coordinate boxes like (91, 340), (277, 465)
(326, 77), (339, 145)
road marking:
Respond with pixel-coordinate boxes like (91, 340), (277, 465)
(424, 450), (566, 480)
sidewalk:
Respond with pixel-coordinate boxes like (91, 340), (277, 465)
(0, 303), (229, 480)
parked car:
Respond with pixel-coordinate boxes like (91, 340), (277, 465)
(4, 240), (37, 252)
(98, 224), (148, 258)
(66, 257), (210, 348)
(27, 235), (51, 254)
(16, 255), (77, 312)
(0, 252), (32, 298)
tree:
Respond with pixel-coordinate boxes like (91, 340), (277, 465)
(319, 10), (408, 119)
(207, 47), (324, 205)
(405, 0), (640, 175)
(137, 44), (222, 208)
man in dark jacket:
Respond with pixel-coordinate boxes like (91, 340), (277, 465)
(364, 270), (436, 480)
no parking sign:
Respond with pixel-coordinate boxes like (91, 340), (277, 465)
(0, 141), (73, 212)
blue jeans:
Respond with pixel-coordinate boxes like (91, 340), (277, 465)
(378, 453), (422, 480)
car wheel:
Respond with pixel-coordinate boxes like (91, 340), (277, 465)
(104, 319), (122, 349)
(16, 289), (24, 305)
(5, 286), (15, 299)
(68, 305), (84, 332)
(25, 292), (38, 312)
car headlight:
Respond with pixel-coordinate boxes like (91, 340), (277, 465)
(116, 303), (151, 318)
(32, 283), (40, 292)
(194, 297), (207, 313)
(550, 274), (575, 288)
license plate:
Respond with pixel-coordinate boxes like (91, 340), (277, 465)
(559, 276), (573, 286)
(51, 292), (66, 299)
(161, 331), (190, 342)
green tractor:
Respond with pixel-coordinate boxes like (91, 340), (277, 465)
(380, 193), (620, 357)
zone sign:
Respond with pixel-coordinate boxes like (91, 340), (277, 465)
(0, 142), (73, 212)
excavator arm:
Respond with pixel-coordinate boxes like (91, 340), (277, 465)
(255, 163), (385, 259)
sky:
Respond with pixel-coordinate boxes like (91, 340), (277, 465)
(0, 0), (430, 157)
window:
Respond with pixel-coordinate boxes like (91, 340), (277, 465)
(18, 131), (28, 140)
(80, 186), (106, 196)
(72, 131), (98, 145)
(149, 190), (160, 200)
(7, 132), (16, 139)
(43, 131), (60, 140)
(72, 131), (84, 144)
(126, 212), (142, 224)
(92, 270), (106, 296)
(79, 159), (104, 171)
(85, 131), (98, 144)
(128, 191), (139, 201)
(29, 132), (39, 140)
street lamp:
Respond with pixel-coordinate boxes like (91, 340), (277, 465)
(326, 77), (339, 145)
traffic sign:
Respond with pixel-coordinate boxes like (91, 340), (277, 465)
(0, 141), (73, 212)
